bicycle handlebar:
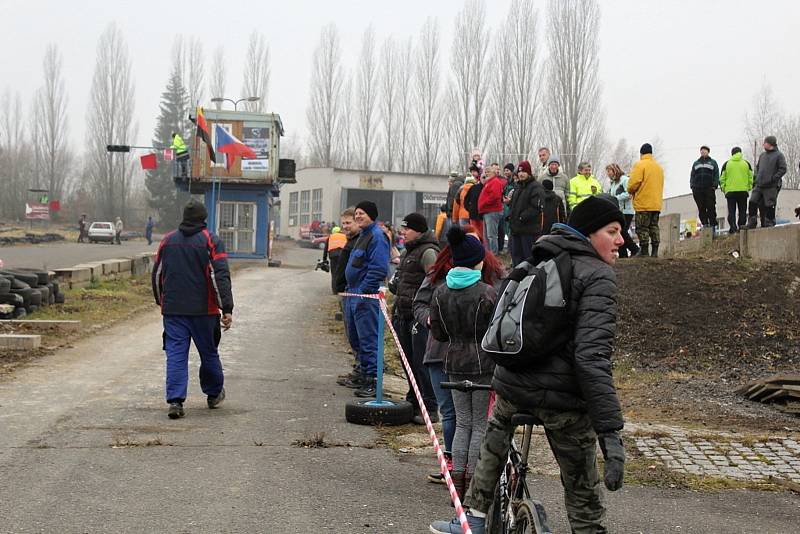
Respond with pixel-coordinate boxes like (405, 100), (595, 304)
(440, 380), (494, 392)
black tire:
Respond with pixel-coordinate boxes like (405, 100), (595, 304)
(50, 281), (60, 295)
(26, 304), (39, 314)
(13, 306), (26, 319)
(54, 292), (65, 304)
(0, 292), (24, 306)
(16, 268), (49, 285)
(486, 479), (506, 534)
(36, 286), (50, 307)
(2, 270), (38, 286)
(512, 500), (551, 534)
(0, 277), (10, 295)
(9, 277), (30, 291)
(345, 398), (414, 426)
(10, 288), (34, 305)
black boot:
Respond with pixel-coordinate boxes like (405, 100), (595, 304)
(746, 216), (758, 229)
(339, 372), (366, 389)
(354, 376), (377, 397)
(651, 243), (659, 258)
(639, 243), (650, 257)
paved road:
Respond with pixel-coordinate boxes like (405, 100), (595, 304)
(0, 239), (158, 270)
(0, 245), (798, 533)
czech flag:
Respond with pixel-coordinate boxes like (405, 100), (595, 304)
(215, 124), (257, 171)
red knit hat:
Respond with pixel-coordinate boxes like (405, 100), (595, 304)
(517, 160), (532, 175)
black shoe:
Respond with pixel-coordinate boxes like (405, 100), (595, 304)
(207, 388), (226, 409)
(168, 402), (185, 419)
(354, 377), (377, 397)
(339, 373), (366, 389)
(651, 243), (659, 258)
(639, 243), (650, 257)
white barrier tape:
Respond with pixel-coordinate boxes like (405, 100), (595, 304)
(339, 290), (473, 534)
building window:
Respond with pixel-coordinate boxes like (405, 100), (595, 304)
(312, 188), (323, 223)
(217, 201), (256, 254)
(288, 192), (299, 227)
(299, 190), (311, 225)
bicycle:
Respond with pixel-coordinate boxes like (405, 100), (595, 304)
(441, 380), (552, 534)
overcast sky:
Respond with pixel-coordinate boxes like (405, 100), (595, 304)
(2, 0), (798, 197)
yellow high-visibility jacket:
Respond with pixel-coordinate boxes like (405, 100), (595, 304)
(567, 174), (602, 208)
(171, 134), (188, 155)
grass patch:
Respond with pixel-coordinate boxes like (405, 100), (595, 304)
(30, 276), (153, 326)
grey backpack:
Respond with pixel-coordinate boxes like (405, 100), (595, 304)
(481, 252), (572, 369)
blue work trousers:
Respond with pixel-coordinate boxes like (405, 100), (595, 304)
(344, 296), (380, 377)
(163, 315), (224, 403)
(426, 362), (456, 454)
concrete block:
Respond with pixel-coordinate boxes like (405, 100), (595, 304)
(101, 260), (120, 275)
(741, 224), (800, 263)
(0, 319), (81, 331)
(72, 262), (104, 279)
(0, 334), (41, 350)
(131, 257), (147, 276)
(658, 213), (681, 256)
(53, 266), (92, 283)
(115, 259), (133, 272)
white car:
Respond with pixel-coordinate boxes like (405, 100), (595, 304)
(88, 222), (115, 243)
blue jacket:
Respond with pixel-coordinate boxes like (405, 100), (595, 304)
(345, 222), (390, 294)
(152, 221), (234, 315)
(604, 175), (634, 215)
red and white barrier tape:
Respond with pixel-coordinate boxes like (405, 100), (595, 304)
(340, 291), (473, 534)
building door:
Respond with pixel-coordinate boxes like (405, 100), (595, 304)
(218, 201), (257, 254)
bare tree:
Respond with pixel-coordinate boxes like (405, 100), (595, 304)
(744, 82), (781, 164)
(242, 31), (270, 112)
(777, 114), (800, 189)
(86, 23), (137, 220)
(208, 46), (227, 109)
(488, 31), (513, 163)
(396, 37), (416, 172)
(451, 0), (490, 167)
(378, 37), (399, 171)
(356, 27), (378, 170)
(306, 24), (343, 167)
(0, 91), (33, 219)
(31, 44), (71, 203)
(544, 0), (607, 176)
(416, 18), (443, 175)
(505, 0), (542, 162)
(609, 138), (635, 173)
(338, 75), (356, 168)
(173, 36), (204, 109)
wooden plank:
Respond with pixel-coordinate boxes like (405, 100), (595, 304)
(749, 384), (783, 401)
(760, 389), (789, 403)
(762, 375), (800, 386)
(779, 384), (800, 393)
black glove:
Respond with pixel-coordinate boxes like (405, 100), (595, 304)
(598, 431), (625, 491)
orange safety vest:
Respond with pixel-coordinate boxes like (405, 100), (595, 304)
(328, 232), (348, 251)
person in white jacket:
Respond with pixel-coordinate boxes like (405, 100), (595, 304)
(604, 163), (639, 257)
(115, 217), (124, 245)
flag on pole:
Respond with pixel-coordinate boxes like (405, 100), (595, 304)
(193, 107), (216, 163)
(215, 124), (257, 171)
(140, 153), (158, 170)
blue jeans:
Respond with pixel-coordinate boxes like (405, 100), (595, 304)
(426, 362), (456, 454)
(344, 296), (380, 376)
(163, 315), (224, 403)
(483, 211), (503, 254)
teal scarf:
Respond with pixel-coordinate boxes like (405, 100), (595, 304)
(446, 267), (482, 289)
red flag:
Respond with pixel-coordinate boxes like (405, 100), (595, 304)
(163, 148), (174, 161)
(140, 153), (158, 170)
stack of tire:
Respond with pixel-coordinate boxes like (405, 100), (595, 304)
(0, 268), (65, 320)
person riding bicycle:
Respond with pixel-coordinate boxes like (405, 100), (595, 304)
(431, 195), (627, 534)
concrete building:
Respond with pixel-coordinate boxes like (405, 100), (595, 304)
(663, 189), (800, 231)
(278, 167), (451, 239)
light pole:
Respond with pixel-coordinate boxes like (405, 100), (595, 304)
(210, 96), (260, 111)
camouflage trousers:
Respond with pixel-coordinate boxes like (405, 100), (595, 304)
(464, 394), (607, 534)
(634, 211), (660, 246)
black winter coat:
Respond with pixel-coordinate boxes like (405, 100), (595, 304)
(413, 277), (446, 365)
(492, 227), (624, 434)
(430, 278), (497, 377)
(755, 148), (788, 188)
(509, 177), (544, 236)
(690, 156), (719, 189)
(542, 190), (566, 234)
(446, 179), (464, 217)
(391, 231), (439, 319)
(332, 234), (357, 294)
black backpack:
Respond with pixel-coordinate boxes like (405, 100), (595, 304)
(464, 182), (483, 220)
(481, 251), (572, 368)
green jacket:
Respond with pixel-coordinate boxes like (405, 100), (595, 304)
(171, 133), (187, 155)
(720, 152), (753, 194)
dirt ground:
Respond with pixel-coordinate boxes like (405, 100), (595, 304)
(614, 237), (800, 433)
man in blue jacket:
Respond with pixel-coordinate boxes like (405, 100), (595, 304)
(152, 199), (234, 419)
(344, 200), (390, 398)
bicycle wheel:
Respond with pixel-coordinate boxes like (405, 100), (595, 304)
(485, 480), (505, 534)
(512, 499), (552, 534)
